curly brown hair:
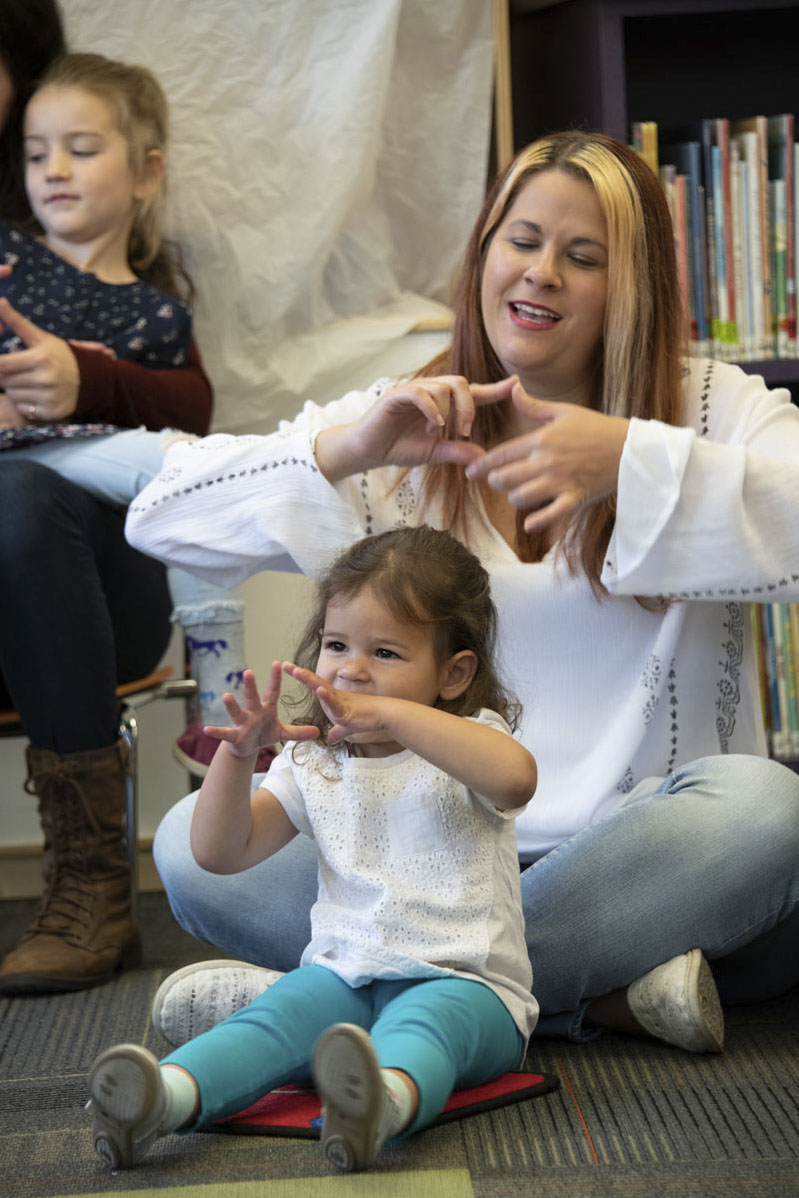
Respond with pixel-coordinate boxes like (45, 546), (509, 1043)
(286, 525), (521, 740)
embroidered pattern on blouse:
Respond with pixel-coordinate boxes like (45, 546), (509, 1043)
(616, 766), (636, 795)
(359, 473), (374, 535)
(616, 652), (678, 792)
(394, 477), (417, 520)
(127, 451), (320, 512)
(698, 359), (715, 438)
(300, 748), (495, 965)
(640, 652), (662, 725)
(716, 602), (744, 751)
(666, 658), (679, 772)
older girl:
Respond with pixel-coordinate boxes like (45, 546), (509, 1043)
(0, 38), (216, 997)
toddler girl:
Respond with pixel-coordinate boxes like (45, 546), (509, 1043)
(86, 524), (538, 1173)
(0, 52), (260, 772)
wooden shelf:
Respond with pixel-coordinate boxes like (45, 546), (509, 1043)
(509, 0), (799, 391)
(510, 0), (799, 147)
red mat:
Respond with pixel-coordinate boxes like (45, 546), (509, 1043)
(211, 1069), (559, 1138)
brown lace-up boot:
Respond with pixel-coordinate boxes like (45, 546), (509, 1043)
(0, 739), (141, 993)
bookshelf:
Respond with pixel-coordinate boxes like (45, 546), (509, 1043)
(509, 0), (799, 398)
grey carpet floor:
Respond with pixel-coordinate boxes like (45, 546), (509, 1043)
(1, 893), (798, 1198)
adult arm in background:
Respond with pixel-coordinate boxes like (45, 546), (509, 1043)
(0, 296), (213, 435)
(71, 336), (212, 434)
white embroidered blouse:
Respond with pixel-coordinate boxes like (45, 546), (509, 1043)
(127, 358), (799, 859)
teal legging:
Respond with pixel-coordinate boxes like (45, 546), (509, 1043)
(163, 964), (525, 1135)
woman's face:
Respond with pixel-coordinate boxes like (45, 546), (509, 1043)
(0, 57), (14, 134)
(479, 168), (609, 405)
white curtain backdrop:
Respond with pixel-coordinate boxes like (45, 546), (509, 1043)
(60, 0), (496, 432)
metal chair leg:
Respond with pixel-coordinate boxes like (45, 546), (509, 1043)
(119, 706), (140, 918)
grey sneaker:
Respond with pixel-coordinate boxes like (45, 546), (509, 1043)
(151, 959), (283, 1048)
(313, 1023), (398, 1172)
(628, 948), (724, 1052)
(88, 1044), (166, 1169)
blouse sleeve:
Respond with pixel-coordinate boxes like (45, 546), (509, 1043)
(601, 359), (799, 601)
(125, 381), (396, 587)
(71, 336), (213, 435)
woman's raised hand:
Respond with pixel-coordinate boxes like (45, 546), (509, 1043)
(466, 378), (630, 533)
(0, 298), (81, 422)
(315, 374), (516, 483)
(204, 664), (319, 757)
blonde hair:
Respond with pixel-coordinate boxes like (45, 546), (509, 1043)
(421, 130), (685, 595)
(33, 52), (191, 301)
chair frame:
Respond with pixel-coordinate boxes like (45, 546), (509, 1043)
(0, 669), (198, 910)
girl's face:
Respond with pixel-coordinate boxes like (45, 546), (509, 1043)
(0, 58), (14, 134)
(23, 84), (150, 267)
(315, 585), (454, 745)
(480, 168), (609, 406)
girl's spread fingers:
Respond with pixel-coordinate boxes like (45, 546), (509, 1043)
(202, 724), (230, 742)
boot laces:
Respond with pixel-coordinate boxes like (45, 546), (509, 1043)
(23, 756), (127, 940)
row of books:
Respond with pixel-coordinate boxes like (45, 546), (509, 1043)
(753, 603), (799, 761)
(632, 116), (796, 363)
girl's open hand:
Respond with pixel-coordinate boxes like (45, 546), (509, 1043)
(465, 378), (629, 532)
(205, 663), (319, 757)
(282, 662), (387, 744)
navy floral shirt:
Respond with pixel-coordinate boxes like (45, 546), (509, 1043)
(0, 219), (191, 365)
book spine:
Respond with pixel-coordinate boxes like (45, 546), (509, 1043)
(779, 603), (799, 757)
(742, 133), (765, 361)
(768, 113), (796, 357)
(716, 118), (738, 358)
(730, 140), (749, 359)
(698, 183), (712, 358)
(711, 143), (730, 357)
(763, 604), (783, 757)
(758, 117), (774, 358)
(771, 179), (788, 357)
(751, 605), (771, 735)
(784, 115), (796, 355)
(674, 174), (691, 339)
(789, 603), (799, 742)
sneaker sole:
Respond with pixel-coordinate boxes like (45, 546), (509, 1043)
(89, 1044), (163, 1170)
(685, 949), (725, 1052)
(629, 948), (725, 1053)
(313, 1024), (385, 1172)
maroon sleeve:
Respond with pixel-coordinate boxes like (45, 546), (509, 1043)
(71, 337), (213, 435)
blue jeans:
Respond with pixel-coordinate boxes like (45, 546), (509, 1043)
(11, 429), (241, 625)
(163, 966), (523, 1133)
(153, 754), (799, 1042)
(0, 459), (172, 752)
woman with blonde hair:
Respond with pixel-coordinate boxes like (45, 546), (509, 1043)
(128, 130), (799, 1054)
